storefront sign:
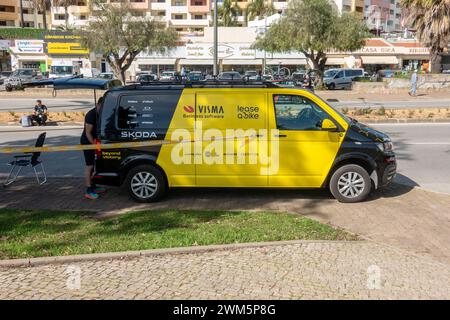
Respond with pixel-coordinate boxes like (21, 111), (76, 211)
(186, 43), (255, 59)
(15, 40), (44, 53)
(46, 42), (89, 55)
(0, 40), (12, 51)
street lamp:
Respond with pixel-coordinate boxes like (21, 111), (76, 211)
(213, 0), (218, 76)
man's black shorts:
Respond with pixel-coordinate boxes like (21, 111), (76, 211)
(83, 149), (95, 166)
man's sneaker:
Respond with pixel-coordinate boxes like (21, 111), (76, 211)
(94, 186), (106, 194)
(84, 190), (99, 200)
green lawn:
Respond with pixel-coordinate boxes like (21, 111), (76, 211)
(0, 209), (358, 259)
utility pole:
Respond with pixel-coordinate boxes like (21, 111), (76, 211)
(19, 0), (25, 28)
(213, 0), (218, 76)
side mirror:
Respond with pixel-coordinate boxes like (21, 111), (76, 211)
(321, 119), (338, 131)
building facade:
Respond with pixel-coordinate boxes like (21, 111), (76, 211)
(0, 0), (49, 28)
(364, 0), (404, 32)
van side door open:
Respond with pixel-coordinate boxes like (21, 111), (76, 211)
(268, 91), (346, 187)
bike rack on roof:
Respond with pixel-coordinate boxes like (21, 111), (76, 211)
(122, 79), (281, 90)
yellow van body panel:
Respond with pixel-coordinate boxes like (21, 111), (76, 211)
(157, 88), (349, 188)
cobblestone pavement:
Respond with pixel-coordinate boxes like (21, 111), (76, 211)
(1, 179), (450, 265)
(1, 242), (449, 299)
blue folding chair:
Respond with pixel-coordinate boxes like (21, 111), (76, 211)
(4, 132), (47, 186)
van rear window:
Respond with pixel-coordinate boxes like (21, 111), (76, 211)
(117, 94), (179, 129)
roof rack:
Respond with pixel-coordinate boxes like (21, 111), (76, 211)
(121, 79), (280, 90)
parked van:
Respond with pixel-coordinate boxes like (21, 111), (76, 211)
(324, 68), (365, 90)
(85, 80), (396, 203)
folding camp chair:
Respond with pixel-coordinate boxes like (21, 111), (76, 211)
(3, 132), (47, 186)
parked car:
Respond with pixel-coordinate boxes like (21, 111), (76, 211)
(160, 71), (176, 81)
(244, 70), (258, 80)
(137, 74), (158, 82)
(262, 74), (274, 81)
(218, 71), (242, 80)
(97, 72), (115, 80)
(4, 69), (42, 91)
(324, 68), (365, 90)
(377, 69), (401, 78)
(291, 71), (306, 82)
(187, 71), (204, 81)
(0, 71), (12, 85)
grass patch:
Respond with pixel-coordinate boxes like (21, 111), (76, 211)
(0, 209), (357, 259)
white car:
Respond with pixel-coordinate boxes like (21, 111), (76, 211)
(159, 71), (176, 81)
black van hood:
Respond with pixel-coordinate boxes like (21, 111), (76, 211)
(348, 120), (391, 143)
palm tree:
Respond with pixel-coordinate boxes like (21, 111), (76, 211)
(401, 0), (450, 73)
(32, 0), (51, 29)
(246, 0), (275, 22)
(216, 0), (240, 26)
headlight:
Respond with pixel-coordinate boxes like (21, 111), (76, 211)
(377, 141), (394, 152)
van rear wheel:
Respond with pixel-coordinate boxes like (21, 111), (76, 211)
(329, 164), (371, 203)
(125, 165), (167, 203)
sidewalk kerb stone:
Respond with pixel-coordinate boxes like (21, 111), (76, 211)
(0, 239), (363, 269)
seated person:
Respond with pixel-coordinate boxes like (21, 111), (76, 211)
(32, 100), (48, 126)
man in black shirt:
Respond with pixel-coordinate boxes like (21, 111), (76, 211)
(32, 100), (48, 126)
(80, 97), (106, 199)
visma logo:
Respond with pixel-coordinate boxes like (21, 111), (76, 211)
(198, 105), (224, 114)
(183, 105), (194, 113)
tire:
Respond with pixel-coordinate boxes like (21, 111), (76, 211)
(329, 164), (371, 203)
(328, 83), (335, 90)
(125, 164), (167, 203)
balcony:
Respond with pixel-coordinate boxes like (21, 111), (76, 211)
(129, 0), (150, 10)
(170, 5), (189, 14)
(170, 18), (209, 26)
(188, 0), (209, 13)
(1, 0), (17, 7)
(0, 12), (18, 22)
(68, 5), (90, 14)
(151, 1), (168, 10)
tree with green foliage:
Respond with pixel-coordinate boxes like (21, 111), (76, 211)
(216, 0), (240, 26)
(79, 0), (178, 84)
(253, 0), (369, 86)
(246, 0), (275, 22)
(401, 0), (450, 73)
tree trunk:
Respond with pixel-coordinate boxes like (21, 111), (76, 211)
(306, 51), (327, 88)
(430, 47), (443, 74)
(43, 10), (47, 30)
(65, 6), (69, 29)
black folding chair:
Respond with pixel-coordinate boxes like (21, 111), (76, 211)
(3, 132), (47, 186)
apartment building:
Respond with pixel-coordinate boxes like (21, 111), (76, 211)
(331, 0), (365, 19)
(364, 0), (404, 32)
(0, 0), (48, 28)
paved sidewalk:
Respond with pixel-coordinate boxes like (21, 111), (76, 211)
(1, 178), (450, 265)
(0, 241), (449, 299)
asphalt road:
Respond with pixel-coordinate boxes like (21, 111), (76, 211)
(0, 123), (449, 194)
(1, 96), (450, 112)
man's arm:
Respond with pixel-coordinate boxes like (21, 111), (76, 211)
(85, 123), (95, 144)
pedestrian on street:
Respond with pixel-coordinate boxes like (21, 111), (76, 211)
(32, 100), (48, 126)
(409, 69), (418, 96)
(80, 97), (106, 200)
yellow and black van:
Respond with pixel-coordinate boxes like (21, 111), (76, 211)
(91, 80), (396, 203)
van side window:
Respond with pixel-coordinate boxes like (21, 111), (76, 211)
(273, 95), (331, 131)
(117, 94), (179, 129)
(336, 71), (345, 78)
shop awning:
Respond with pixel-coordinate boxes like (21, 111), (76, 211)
(136, 58), (176, 65)
(222, 59), (262, 65)
(179, 59), (213, 65)
(362, 56), (399, 65)
(14, 55), (47, 61)
(266, 59), (307, 65)
(326, 57), (345, 65)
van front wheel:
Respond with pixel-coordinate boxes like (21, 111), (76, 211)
(329, 164), (371, 203)
(125, 165), (167, 202)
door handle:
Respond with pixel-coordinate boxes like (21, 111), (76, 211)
(275, 134), (287, 138)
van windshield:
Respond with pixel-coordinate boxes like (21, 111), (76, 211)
(324, 70), (338, 78)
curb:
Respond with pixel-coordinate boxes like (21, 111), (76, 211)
(0, 239), (363, 268)
(361, 119), (450, 124)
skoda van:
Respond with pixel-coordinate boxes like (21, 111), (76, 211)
(85, 80), (396, 203)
